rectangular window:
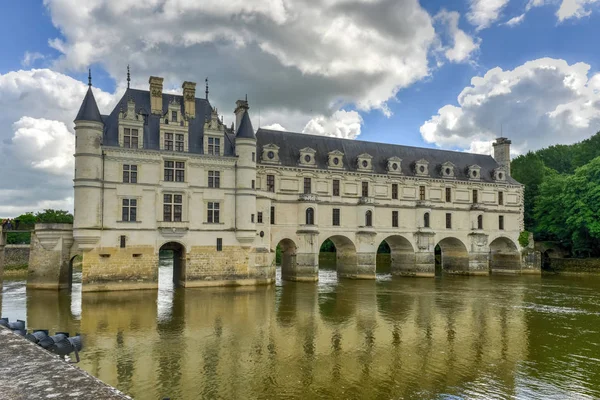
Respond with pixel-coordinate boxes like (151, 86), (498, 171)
(446, 213), (452, 229)
(120, 235), (126, 248)
(252, 152), (255, 162)
(392, 184), (398, 200)
(499, 191), (504, 205)
(216, 238), (223, 252)
(446, 188), (451, 203)
(419, 186), (426, 201)
(122, 199), (137, 222)
(171, 111), (177, 123)
(473, 190), (478, 204)
(392, 211), (399, 228)
(123, 128), (139, 149)
(252, 180), (255, 189)
(304, 177), (311, 194)
(251, 214), (255, 223)
(175, 162), (185, 182)
(270, 206), (275, 225)
(267, 175), (275, 192)
(332, 208), (340, 226)
(362, 181), (369, 197)
(333, 179), (340, 196)
(163, 194), (183, 222)
(123, 164), (138, 183)
(257, 212), (263, 223)
(164, 133), (174, 151)
(207, 202), (220, 223)
(175, 134), (184, 152)
(208, 137), (221, 155)
(499, 215), (504, 230)
(208, 171), (220, 188)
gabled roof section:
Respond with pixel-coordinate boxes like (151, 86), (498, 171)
(256, 129), (521, 185)
(236, 111), (255, 139)
(75, 87), (103, 123)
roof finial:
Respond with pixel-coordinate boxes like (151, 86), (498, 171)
(205, 77), (209, 100)
(127, 65), (130, 89)
(88, 69), (92, 87)
(245, 93), (247, 102)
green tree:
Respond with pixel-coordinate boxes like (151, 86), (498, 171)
(534, 172), (569, 243)
(5, 212), (36, 244)
(537, 144), (573, 174)
(511, 152), (548, 231)
(34, 209), (73, 223)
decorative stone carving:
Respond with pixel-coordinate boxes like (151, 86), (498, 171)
(299, 147), (317, 167)
(328, 150), (344, 169)
(203, 107), (223, 132)
(387, 156), (402, 174)
(414, 159), (429, 177)
(493, 166), (507, 181)
(441, 161), (456, 178)
(467, 164), (481, 181)
(468, 232), (488, 252)
(261, 143), (281, 164)
(357, 153), (373, 171)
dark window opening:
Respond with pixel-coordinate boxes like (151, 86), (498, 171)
(446, 213), (452, 229)
(208, 171), (220, 188)
(333, 179), (340, 196)
(216, 238), (223, 251)
(446, 188), (451, 202)
(477, 215), (483, 229)
(257, 212), (263, 223)
(267, 175), (275, 192)
(207, 202), (220, 223)
(306, 207), (315, 225)
(122, 199), (137, 222)
(392, 211), (399, 228)
(424, 212), (430, 228)
(392, 184), (398, 200)
(419, 186), (426, 200)
(332, 208), (340, 226)
(365, 210), (373, 227)
(120, 235), (126, 248)
(163, 194), (183, 222)
(304, 177), (311, 194)
(362, 182), (369, 197)
(499, 215), (504, 230)
(270, 206), (275, 225)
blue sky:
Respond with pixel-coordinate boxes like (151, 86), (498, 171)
(1, 0), (599, 216)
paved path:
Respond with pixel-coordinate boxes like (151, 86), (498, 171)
(0, 326), (131, 400)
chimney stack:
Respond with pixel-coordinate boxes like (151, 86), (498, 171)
(182, 81), (196, 118)
(149, 76), (164, 114)
(234, 99), (249, 131)
(493, 137), (512, 175)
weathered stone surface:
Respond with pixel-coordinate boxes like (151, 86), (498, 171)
(3, 245), (29, 268)
(0, 326), (130, 400)
(27, 224), (74, 290)
(545, 257), (600, 274)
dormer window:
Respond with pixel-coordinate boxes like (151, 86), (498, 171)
(171, 111), (177, 123)
(468, 165), (481, 181)
(207, 137), (220, 155)
(415, 159), (429, 177)
(119, 98), (144, 149)
(493, 167), (507, 181)
(299, 147), (317, 167)
(357, 153), (373, 171)
(328, 150), (344, 169)
(441, 162), (456, 178)
(262, 143), (280, 164)
(387, 157), (402, 174)
(160, 97), (188, 152)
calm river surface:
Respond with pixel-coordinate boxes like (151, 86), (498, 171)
(2, 263), (600, 400)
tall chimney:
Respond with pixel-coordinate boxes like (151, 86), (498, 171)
(182, 81), (196, 118)
(493, 137), (512, 175)
(149, 76), (164, 115)
(234, 99), (249, 131)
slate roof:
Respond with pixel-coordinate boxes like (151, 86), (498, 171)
(256, 129), (520, 184)
(75, 87), (103, 123)
(100, 88), (236, 155)
(236, 110), (255, 139)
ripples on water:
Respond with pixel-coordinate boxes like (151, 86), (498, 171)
(3, 267), (600, 399)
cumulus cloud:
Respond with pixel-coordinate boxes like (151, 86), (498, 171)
(420, 58), (600, 154)
(467, 0), (510, 30)
(0, 69), (117, 216)
(303, 110), (363, 139)
(435, 10), (480, 63)
(526, 0), (598, 21)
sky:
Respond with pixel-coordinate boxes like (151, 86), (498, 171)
(0, 0), (599, 217)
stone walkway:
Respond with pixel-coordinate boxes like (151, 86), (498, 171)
(0, 326), (131, 400)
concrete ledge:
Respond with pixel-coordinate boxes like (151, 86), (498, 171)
(0, 326), (131, 400)
(491, 269), (524, 275)
(26, 282), (70, 290)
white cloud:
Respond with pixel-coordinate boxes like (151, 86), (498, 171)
(435, 10), (480, 63)
(504, 13), (526, 26)
(420, 58), (600, 154)
(261, 123), (287, 131)
(302, 110), (363, 139)
(467, 0), (510, 30)
(22, 52), (45, 67)
(526, 0), (599, 21)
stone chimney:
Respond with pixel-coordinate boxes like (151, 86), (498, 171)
(182, 81), (196, 118)
(493, 137), (512, 175)
(149, 76), (164, 115)
(234, 99), (249, 131)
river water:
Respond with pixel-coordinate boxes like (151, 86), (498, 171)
(2, 262), (600, 400)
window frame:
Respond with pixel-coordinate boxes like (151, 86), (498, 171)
(332, 208), (340, 226)
(164, 132), (174, 151)
(365, 210), (373, 227)
(207, 137), (221, 155)
(216, 238), (223, 252)
(499, 215), (504, 230)
(270, 206), (275, 225)
(446, 213), (452, 229)
(362, 181), (369, 197)
(123, 128), (139, 149)
(208, 170), (220, 188)
(304, 177), (311, 194)
(305, 207), (315, 225)
(424, 212), (430, 228)
(498, 191), (504, 205)
(267, 175), (275, 192)
(477, 215), (483, 230)
(473, 189), (478, 204)
(123, 164), (138, 184)
(121, 198), (137, 222)
(419, 186), (426, 201)
(445, 188), (451, 203)
(164, 161), (185, 182)
(163, 194), (183, 222)
(392, 183), (398, 200)
(392, 210), (399, 228)
(333, 179), (340, 196)
(175, 133), (184, 152)
(257, 212), (263, 224)
(207, 202), (220, 224)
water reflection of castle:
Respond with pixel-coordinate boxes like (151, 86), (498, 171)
(22, 277), (529, 399)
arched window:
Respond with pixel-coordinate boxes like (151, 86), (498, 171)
(424, 212), (430, 228)
(477, 215), (483, 230)
(305, 207), (314, 225)
(365, 210), (373, 227)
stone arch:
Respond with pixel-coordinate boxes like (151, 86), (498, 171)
(378, 235), (415, 276)
(159, 241), (187, 287)
(320, 235), (358, 279)
(67, 254), (82, 289)
(489, 237), (520, 273)
(435, 237), (469, 274)
(276, 238), (298, 281)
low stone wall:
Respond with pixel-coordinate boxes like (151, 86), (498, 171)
(546, 258), (600, 274)
(4, 244), (30, 268)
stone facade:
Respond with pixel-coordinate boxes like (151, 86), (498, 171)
(3, 245), (30, 268)
(69, 76), (533, 292)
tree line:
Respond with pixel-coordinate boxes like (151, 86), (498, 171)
(512, 131), (600, 257)
(2, 210), (73, 244)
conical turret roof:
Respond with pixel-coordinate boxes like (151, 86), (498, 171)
(75, 86), (103, 123)
(236, 110), (255, 139)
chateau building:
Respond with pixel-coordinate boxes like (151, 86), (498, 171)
(73, 75), (531, 291)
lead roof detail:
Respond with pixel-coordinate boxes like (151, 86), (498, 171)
(256, 129), (519, 184)
(75, 87), (103, 123)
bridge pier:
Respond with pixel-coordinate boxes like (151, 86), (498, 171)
(338, 251), (376, 279)
(27, 224), (74, 290)
(286, 252), (319, 282)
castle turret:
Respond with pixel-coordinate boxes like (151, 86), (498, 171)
(234, 102), (257, 244)
(74, 81), (104, 234)
(493, 137), (511, 175)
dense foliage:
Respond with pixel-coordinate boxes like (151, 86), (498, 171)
(512, 131), (600, 257)
(3, 209), (73, 244)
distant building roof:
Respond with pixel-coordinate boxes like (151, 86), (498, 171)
(75, 87), (103, 123)
(236, 111), (255, 139)
(256, 129), (520, 184)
